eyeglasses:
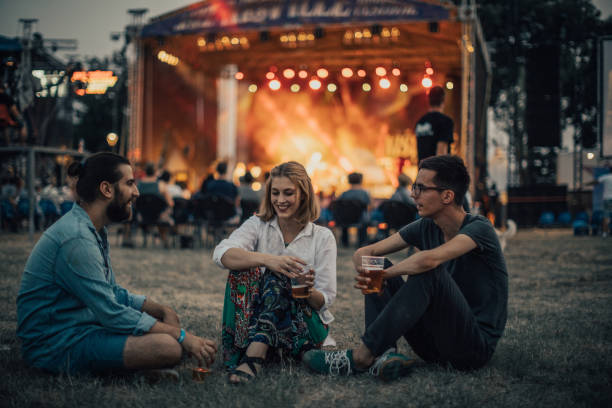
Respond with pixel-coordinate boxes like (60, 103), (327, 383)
(411, 183), (447, 196)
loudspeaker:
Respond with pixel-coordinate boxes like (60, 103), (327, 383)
(526, 45), (560, 147)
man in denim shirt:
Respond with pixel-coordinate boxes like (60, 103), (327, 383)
(17, 152), (216, 375)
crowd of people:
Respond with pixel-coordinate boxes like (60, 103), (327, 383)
(14, 151), (509, 386)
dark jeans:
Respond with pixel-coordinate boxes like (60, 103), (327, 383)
(362, 267), (493, 370)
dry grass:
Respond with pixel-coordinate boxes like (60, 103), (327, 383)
(0, 228), (611, 407)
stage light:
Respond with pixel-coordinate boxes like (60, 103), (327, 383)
(375, 66), (386, 77)
(197, 37), (206, 47)
(283, 68), (295, 79)
(317, 68), (329, 78)
(425, 67), (434, 75)
(235, 71), (244, 80)
(248, 84), (258, 93)
(357, 69), (366, 78)
(379, 78), (391, 89)
(106, 132), (118, 147)
(251, 166), (262, 177)
(341, 67), (353, 78)
(446, 81), (454, 90)
(343, 30), (353, 42)
(391, 27), (400, 38)
(421, 77), (433, 88)
(400, 84), (408, 92)
(231, 37), (239, 45)
(309, 78), (322, 90)
(221, 36), (230, 45)
(269, 79), (281, 91)
(381, 27), (391, 38)
(288, 33), (297, 42)
(355, 31), (363, 40)
(298, 70), (308, 79)
(363, 28), (372, 39)
(327, 83), (337, 92)
(392, 68), (401, 76)
(298, 32), (307, 42)
(240, 37), (249, 48)
(307, 33), (315, 41)
(266, 71), (275, 80)
(280, 34), (288, 43)
(362, 83), (371, 92)
(587, 152), (595, 160)
(290, 83), (300, 92)
(252, 182), (262, 191)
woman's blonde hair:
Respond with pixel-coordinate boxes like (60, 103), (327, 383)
(258, 161), (320, 226)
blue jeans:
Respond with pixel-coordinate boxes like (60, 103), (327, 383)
(362, 267), (492, 370)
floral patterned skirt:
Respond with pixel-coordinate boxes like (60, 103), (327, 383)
(221, 267), (328, 370)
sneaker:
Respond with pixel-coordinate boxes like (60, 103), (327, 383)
(303, 349), (358, 376)
(368, 349), (415, 382)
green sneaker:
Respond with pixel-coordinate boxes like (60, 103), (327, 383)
(368, 349), (415, 381)
(303, 349), (358, 376)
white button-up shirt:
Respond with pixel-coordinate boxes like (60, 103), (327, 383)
(213, 215), (337, 324)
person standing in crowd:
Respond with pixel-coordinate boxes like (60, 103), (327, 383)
(304, 156), (507, 381)
(414, 85), (454, 163)
(213, 161), (336, 384)
(0, 84), (27, 146)
(338, 172), (371, 247)
(137, 163), (174, 248)
(599, 169), (612, 238)
(17, 152), (216, 376)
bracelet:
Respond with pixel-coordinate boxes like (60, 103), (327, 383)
(177, 328), (186, 344)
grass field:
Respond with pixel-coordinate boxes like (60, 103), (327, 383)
(1, 228), (611, 407)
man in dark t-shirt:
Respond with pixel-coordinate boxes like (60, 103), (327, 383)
(415, 86), (454, 162)
(305, 155), (507, 380)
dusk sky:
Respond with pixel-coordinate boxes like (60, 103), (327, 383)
(1, 0), (611, 62)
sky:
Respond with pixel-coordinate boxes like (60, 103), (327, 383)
(0, 0), (194, 61)
(1, 0), (611, 62)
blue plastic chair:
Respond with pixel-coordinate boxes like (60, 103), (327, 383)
(573, 219), (589, 236)
(575, 211), (589, 223)
(557, 211), (572, 226)
(538, 211), (555, 227)
(590, 210), (604, 236)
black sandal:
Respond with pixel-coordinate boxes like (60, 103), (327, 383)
(228, 356), (264, 384)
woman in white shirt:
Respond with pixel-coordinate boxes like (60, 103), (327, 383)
(213, 161), (337, 384)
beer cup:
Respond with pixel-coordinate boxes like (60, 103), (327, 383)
(361, 256), (385, 294)
(291, 264), (312, 299)
(192, 367), (211, 382)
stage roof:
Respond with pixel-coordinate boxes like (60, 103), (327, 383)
(142, 1), (452, 37)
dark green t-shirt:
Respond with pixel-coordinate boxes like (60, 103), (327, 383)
(398, 214), (508, 348)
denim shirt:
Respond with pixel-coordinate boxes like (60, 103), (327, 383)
(16, 204), (157, 370)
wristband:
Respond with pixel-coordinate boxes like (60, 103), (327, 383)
(177, 328), (186, 344)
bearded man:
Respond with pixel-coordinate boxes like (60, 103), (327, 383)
(17, 152), (216, 375)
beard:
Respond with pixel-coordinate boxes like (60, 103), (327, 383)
(106, 195), (132, 223)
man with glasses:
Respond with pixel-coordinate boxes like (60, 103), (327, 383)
(304, 155), (507, 381)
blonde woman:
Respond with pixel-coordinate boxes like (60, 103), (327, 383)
(213, 161), (336, 384)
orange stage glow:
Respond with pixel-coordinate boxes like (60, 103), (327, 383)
(235, 71), (244, 80)
(425, 67), (434, 75)
(421, 77), (433, 88)
(265, 71), (275, 80)
(375, 67), (387, 77)
(316, 68), (329, 78)
(379, 78), (391, 89)
(298, 70), (308, 79)
(392, 68), (401, 76)
(357, 69), (366, 77)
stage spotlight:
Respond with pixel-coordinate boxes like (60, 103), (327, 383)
(379, 78), (391, 89)
(269, 79), (281, 90)
(425, 67), (434, 75)
(309, 78), (322, 90)
(327, 83), (337, 92)
(235, 71), (244, 80)
(266, 71), (275, 80)
(421, 77), (433, 88)
(400, 84), (408, 92)
(362, 83), (371, 92)
(341, 67), (353, 78)
(392, 68), (401, 76)
(298, 70), (308, 79)
(231, 37), (239, 45)
(283, 68), (295, 79)
(446, 81), (454, 90)
(316, 68), (329, 78)
(290, 83), (300, 92)
(197, 37), (206, 47)
(248, 84), (258, 93)
(357, 69), (366, 78)
(375, 66), (386, 77)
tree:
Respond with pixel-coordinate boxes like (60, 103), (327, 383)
(474, 0), (612, 185)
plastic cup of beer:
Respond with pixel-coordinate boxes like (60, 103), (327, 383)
(192, 366), (211, 382)
(291, 264), (312, 299)
(361, 256), (385, 294)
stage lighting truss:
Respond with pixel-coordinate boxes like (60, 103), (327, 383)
(279, 31), (316, 48)
(197, 35), (250, 52)
(343, 26), (400, 45)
